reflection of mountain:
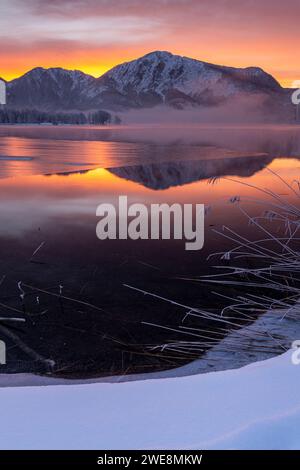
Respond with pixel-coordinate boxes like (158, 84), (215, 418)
(0, 124), (299, 181)
(107, 155), (273, 190)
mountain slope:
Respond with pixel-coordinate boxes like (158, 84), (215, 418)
(7, 67), (96, 109)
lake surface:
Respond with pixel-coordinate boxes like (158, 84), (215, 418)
(0, 124), (300, 380)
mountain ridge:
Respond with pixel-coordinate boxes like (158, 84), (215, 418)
(3, 51), (284, 88)
(2, 51), (294, 120)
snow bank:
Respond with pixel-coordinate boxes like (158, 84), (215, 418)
(0, 350), (299, 450)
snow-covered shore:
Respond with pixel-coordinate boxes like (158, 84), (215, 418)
(0, 350), (299, 450)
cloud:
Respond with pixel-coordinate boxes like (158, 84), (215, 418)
(0, 0), (299, 84)
(0, 0), (161, 45)
(22, 0), (300, 34)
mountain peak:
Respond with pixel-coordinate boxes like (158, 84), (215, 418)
(25, 67), (92, 78)
(98, 50), (282, 109)
(142, 50), (174, 60)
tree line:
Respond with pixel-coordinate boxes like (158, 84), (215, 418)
(0, 108), (121, 125)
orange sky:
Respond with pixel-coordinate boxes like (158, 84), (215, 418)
(1, 0), (299, 87)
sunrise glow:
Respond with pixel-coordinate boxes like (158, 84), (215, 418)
(1, 0), (299, 87)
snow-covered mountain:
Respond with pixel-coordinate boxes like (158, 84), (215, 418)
(7, 67), (96, 109)
(4, 51), (293, 116)
(94, 50), (284, 109)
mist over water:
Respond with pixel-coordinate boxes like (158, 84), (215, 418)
(119, 91), (295, 125)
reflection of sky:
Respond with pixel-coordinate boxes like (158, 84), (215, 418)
(0, 125), (300, 179)
(0, 157), (299, 239)
(0, 126), (299, 241)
